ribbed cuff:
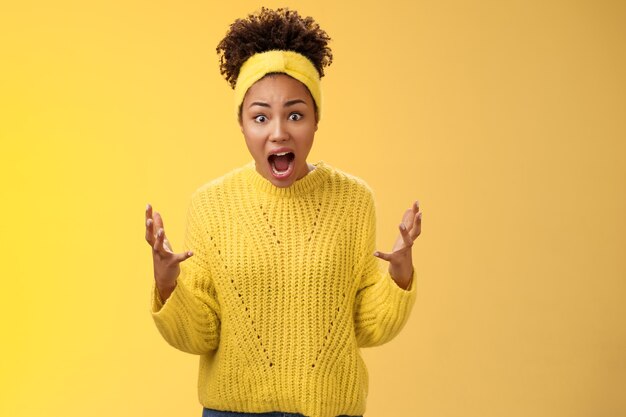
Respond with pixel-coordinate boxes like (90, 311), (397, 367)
(381, 267), (417, 314)
(151, 283), (165, 312)
(357, 268), (417, 345)
(151, 278), (197, 320)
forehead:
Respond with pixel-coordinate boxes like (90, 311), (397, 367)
(244, 73), (313, 103)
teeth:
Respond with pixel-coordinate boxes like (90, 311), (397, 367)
(273, 151), (290, 156)
(271, 164), (289, 175)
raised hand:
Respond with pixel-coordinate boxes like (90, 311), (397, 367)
(374, 200), (422, 290)
(145, 204), (193, 302)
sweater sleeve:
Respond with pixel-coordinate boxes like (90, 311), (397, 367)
(353, 190), (417, 348)
(150, 193), (221, 355)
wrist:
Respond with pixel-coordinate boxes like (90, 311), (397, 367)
(388, 264), (414, 290)
(156, 279), (177, 302)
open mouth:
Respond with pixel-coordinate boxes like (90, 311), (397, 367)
(268, 151), (295, 179)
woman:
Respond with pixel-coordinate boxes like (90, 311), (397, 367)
(145, 7), (422, 417)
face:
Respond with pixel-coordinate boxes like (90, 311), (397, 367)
(239, 73), (318, 188)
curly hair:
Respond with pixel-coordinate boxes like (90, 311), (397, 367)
(216, 7), (333, 89)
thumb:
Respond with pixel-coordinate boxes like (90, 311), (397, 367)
(174, 250), (194, 264)
(373, 250), (392, 262)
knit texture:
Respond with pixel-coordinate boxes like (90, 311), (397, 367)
(151, 160), (417, 417)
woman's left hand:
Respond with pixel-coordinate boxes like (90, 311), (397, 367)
(374, 200), (422, 290)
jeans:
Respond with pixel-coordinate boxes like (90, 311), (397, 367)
(202, 408), (362, 417)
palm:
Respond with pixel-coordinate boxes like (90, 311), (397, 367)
(374, 200), (422, 287)
(145, 204), (193, 292)
(392, 201), (421, 252)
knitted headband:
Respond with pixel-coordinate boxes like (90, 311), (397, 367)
(234, 50), (322, 120)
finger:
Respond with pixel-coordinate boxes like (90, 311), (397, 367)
(145, 204), (155, 244)
(145, 217), (155, 245)
(153, 227), (166, 253)
(404, 200), (420, 229)
(401, 200), (421, 234)
(409, 211), (422, 239)
(401, 208), (413, 228)
(373, 250), (393, 262)
(145, 203), (153, 221)
(153, 211), (164, 231)
(162, 236), (175, 253)
(399, 223), (414, 247)
(173, 250), (194, 263)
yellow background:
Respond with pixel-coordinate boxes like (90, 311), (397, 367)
(1, 0), (625, 416)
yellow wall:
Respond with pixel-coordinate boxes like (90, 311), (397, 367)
(1, 1), (625, 416)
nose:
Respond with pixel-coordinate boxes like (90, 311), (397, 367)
(269, 119), (289, 143)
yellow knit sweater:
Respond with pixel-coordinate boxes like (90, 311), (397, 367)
(151, 160), (417, 417)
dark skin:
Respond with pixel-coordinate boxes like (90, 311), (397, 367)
(145, 205), (192, 301)
(374, 200), (422, 289)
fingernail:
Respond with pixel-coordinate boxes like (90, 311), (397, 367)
(158, 229), (163, 237)
(400, 224), (406, 231)
(188, 251), (193, 256)
(374, 251), (379, 257)
(146, 204), (150, 210)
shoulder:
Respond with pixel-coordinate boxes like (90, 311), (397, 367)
(184, 163), (254, 217)
(323, 162), (376, 204)
(192, 163), (254, 197)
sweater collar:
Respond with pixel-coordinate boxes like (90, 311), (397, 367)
(243, 160), (331, 197)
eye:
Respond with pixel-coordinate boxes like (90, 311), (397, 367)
(254, 115), (267, 123)
(289, 113), (302, 121)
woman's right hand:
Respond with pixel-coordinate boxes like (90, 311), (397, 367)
(145, 203), (194, 302)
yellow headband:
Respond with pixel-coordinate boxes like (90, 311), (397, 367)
(234, 50), (322, 120)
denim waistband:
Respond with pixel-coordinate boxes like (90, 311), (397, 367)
(202, 407), (362, 417)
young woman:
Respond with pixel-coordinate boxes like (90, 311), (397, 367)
(145, 7), (422, 417)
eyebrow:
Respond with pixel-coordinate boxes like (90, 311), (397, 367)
(284, 99), (307, 107)
(248, 99), (307, 108)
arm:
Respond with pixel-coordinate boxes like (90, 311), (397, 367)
(353, 193), (419, 348)
(147, 196), (221, 355)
